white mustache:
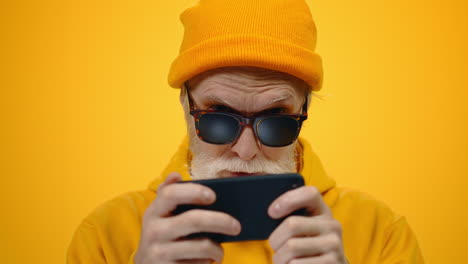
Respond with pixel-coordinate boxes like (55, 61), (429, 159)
(190, 152), (296, 179)
(209, 156), (290, 174)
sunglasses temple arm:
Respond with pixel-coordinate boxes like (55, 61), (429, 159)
(302, 94), (308, 114)
(184, 82), (196, 111)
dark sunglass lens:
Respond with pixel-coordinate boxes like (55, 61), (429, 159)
(256, 117), (300, 147)
(198, 113), (240, 144)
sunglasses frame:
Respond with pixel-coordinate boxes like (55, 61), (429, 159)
(184, 82), (308, 147)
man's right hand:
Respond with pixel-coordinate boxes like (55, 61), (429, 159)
(134, 172), (242, 264)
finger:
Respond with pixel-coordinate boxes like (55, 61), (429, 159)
(273, 234), (340, 264)
(176, 260), (212, 264)
(153, 183), (216, 217)
(269, 215), (339, 251)
(169, 238), (224, 263)
(285, 253), (340, 264)
(148, 210), (241, 242)
(169, 209), (241, 239)
(268, 186), (331, 219)
(157, 172), (183, 193)
(145, 172), (183, 217)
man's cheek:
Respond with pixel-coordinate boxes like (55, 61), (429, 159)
(262, 143), (296, 161)
(204, 142), (231, 157)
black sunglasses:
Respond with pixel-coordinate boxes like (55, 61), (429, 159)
(185, 82), (308, 147)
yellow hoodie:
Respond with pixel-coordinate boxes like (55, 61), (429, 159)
(67, 137), (424, 263)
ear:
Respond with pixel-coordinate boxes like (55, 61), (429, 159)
(179, 82), (187, 106)
(179, 89), (185, 105)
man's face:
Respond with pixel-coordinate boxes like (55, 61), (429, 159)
(182, 67), (309, 180)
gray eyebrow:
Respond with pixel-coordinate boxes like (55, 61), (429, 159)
(205, 94), (233, 106)
(270, 94), (292, 104)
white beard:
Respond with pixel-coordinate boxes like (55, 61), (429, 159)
(189, 135), (298, 180)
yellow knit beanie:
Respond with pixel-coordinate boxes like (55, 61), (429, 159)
(168, 0), (323, 91)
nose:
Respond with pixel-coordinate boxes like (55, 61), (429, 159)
(231, 126), (260, 161)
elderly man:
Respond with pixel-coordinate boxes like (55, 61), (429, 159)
(68, 0), (424, 263)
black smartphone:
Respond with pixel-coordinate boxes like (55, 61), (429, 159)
(172, 173), (307, 243)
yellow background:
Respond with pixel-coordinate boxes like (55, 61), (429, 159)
(1, 0), (467, 263)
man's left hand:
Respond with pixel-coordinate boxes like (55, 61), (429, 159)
(268, 186), (347, 264)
